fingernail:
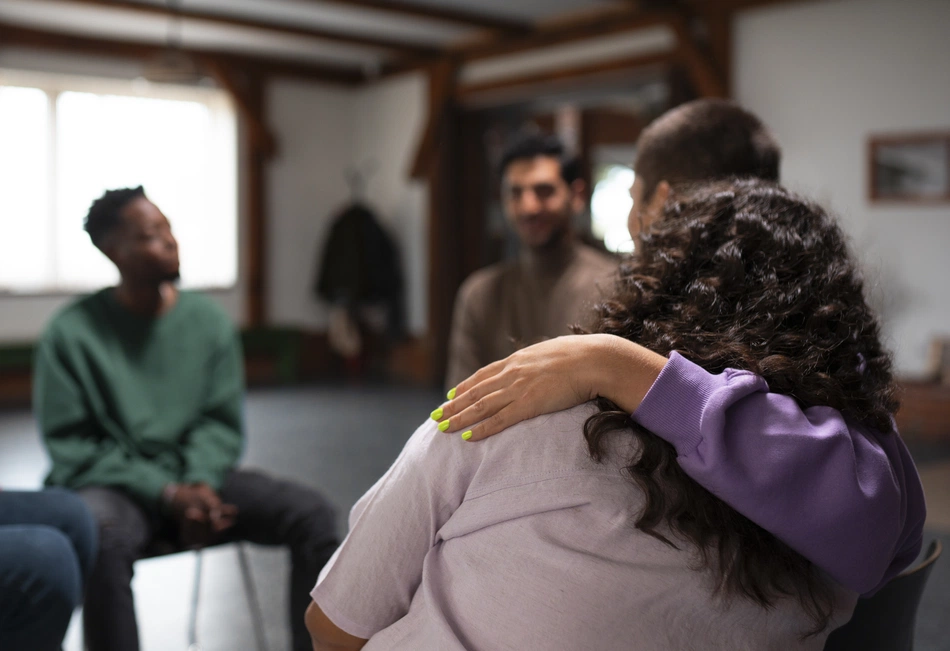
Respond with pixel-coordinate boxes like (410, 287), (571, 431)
(447, 387), (457, 400)
(438, 420), (451, 432)
(430, 407), (443, 421)
(461, 431), (473, 441)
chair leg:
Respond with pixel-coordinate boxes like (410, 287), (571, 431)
(187, 550), (203, 651)
(236, 543), (268, 651)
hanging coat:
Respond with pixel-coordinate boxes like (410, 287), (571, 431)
(315, 203), (406, 338)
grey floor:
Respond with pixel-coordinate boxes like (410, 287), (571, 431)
(1, 384), (947, 650)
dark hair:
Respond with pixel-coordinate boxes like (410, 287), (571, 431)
(584, 179), (898, 635)
(635, 99), (780, 201)
(84, 186), (147, 250)
(499, 131), (581, 184)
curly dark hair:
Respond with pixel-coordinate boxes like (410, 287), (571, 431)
(584, 178), (898, 635)
(84, 186), (147, 250)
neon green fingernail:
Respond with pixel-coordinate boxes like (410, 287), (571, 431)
(447, 387), (457, 400)
(461, 431), (473, 441)
(430, 407), (443, 421)
(438, 419), (451, 432)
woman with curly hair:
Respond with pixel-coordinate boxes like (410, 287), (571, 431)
(304, 179), (894, 650)
(436, 100), (924, 601)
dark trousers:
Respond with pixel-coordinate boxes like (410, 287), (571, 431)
(79, 469), (338, 651)
(0, 488), (98, 651)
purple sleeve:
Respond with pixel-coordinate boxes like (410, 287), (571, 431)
(633, 352), (927, 596)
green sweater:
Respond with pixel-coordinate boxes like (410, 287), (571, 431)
(34, 289), (244, 511)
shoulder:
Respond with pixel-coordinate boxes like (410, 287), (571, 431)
(456, 262), (514, 306)
(176, 291), (236, 333)
(41, 290), (110, 345)
(576, 244), (619, 273)
(450, 403), (630, 497)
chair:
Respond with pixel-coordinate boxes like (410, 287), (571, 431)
(823, 539), (942, 651)
(79, 540), (268, 651)
(185, 542), (268, 651)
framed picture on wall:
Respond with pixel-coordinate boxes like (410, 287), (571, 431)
(869, 132), (950, 202)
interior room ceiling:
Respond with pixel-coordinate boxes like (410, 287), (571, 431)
(0, 0), (633, 77)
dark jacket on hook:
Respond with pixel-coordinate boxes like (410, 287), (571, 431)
(315, 203), (405, 338)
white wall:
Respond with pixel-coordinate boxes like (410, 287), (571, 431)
(353, 72), (428, 336)
(735, 0), (950, 375)
(264, 73), (428, 335)
(266, 79), (356, 330)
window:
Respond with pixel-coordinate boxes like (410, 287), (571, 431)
(0, 69), (238, 293)
(590, 163), (635, 253)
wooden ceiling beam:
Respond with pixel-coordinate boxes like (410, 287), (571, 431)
(298, 0), (531, 33)
(670, 19), (727, 97)
(455, 50), (675, 105)
(0, 22), (365, 85)
(382, 8), (680, 77)
(55, 0), (440, 56)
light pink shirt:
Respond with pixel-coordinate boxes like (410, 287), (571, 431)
(312, 405), (855, 650)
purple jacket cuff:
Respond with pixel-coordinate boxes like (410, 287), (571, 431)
(633, 352), (741, 455)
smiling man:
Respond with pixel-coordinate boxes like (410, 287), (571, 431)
(444, 132), (617, 389)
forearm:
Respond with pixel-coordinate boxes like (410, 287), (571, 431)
(583, 334), (667, 413)
(633, 352), (925, 594)
(181, 419), (243, 488)
(306, 602), (367, 651)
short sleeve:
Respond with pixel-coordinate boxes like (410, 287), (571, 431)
(311, 419), (474, 639)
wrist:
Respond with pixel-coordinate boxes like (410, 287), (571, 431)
(161, 483), (181, 511)
(594, 335), (667, 413)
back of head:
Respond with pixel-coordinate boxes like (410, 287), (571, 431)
(499, 131), (581, 184)
(585, 178), (897, 636)
(634, 99), (780, 200)
(85, 186), (147, 251)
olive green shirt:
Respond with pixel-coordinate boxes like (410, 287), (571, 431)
(33, 289), (244, 511)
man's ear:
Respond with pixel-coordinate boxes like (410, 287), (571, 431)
(646, 180), (671, 218)
(569, 179), (586, 214)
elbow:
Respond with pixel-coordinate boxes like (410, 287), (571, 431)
(305, 601), (367, 651)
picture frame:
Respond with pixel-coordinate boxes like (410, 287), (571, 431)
(868, 132), (950, 203)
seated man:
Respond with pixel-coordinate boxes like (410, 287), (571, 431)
(0, 488), (97, 651)
(33, 186), (339, 651)
(445, 132), (617, 390)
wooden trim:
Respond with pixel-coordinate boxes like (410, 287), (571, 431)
(382, 9), (677, 78)
(697, 8), (733, 95)
(868, 132), (950, 204)
(297, 0), (531, 32)
(410, 60), (458, 180)
(201, 58), (277, 158)
(245, 72), (269, 327)
(455, 51), (675, 105)
(54, 0), (441, 56)
(0, 22), (365, 85)
(459, 10), (678, 62)
(671, 19), (727, 98)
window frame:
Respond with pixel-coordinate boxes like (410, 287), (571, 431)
(0, 67), (240, 297)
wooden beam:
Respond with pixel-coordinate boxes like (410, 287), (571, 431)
(298, 0), (531, 32)
(670, 19), (727, 97)
(383, 8), (678, 77)
(0, 22), (365, 85)
(410, 60), (458, 180)
(460, 9), (678, 61)
(455, 50), (675, 105)
(200, 57), (278, 158)
(697, 8), (733, 94)
(58, 0), (439, 56)
(244, 71), (269, 327)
